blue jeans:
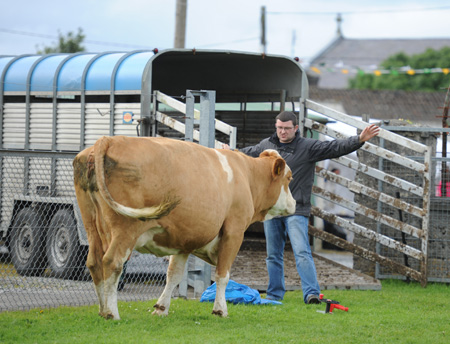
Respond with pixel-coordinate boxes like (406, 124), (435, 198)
(264, 215), (321, 303)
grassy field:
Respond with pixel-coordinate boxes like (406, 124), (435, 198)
(0, 279), (449, 344)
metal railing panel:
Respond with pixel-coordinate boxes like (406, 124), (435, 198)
(306, 100), (428, 153)
(303, 99), (430, 285)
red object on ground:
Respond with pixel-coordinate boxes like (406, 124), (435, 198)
(319, 294), (349, 313)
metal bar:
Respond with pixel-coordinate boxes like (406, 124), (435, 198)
(330, 155), (423, 197)
(315, 166), (424, 217)
(199, 90), (215, 148)
(229, 126), (237, 149)
(155, 111), (225, 148)
(192, 255), (212, 298)
(185, 90), (195, 142)
(155, 90), (235, 136)
(23, 156), (30, 196)
(156, 111), (191, 137)
(109, 72), (116, 137)
(300, 71), (309, 138)
(151, 92), (157, 137)
(305, 118), (425, 173)
(308, 225), (423, 282)
(306, 99), (428, 154)
(156, 90), (200, 118)
(311, 206), (423, 260)
(280, 89), (286, 112)
(382, 126), (450, 133)
(0, 149), (77, 159)
(52, 63), (59, 150)
(312, 185), (424, 239)
(298, 98), (306, 137)
(420, 145), (432, 287)
(375, 136), (385, 281)
(50, 157), (57, 196)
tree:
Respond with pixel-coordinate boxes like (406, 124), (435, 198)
(36, 28), (86, 54)
(349, 47), (450, 91)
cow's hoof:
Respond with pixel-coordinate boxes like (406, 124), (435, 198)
(101, 312), (117, 320)
(152, 304), (168, 316)
(153, 303), (166, 311)
(99, 311), (119, 320)
(212, 310), (227, 317)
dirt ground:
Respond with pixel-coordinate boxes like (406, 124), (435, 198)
(224, 238), (381, 292)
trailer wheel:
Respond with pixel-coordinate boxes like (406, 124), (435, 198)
(10, 207), (47, 276)
(46, 209), (86, 279)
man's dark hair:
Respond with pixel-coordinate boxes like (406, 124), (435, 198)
(275, 111), (297, 126)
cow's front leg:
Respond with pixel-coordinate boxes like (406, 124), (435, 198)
(213, 272), (230, 317)
(213, 227), (245, 317)
(153, 254), (189, 316)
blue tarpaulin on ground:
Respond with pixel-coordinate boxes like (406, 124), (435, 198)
(200, 280), (282, 305)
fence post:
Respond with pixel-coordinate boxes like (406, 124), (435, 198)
(178, 90), (214, 298)
(185, 90), (195, 142)
(198, 90), (216, 148)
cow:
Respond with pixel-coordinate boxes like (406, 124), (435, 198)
(73, 135), (296, 320)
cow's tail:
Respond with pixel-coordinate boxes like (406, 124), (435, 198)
(93, 136), (180, 220)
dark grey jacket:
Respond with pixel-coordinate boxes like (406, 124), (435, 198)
(241, 131), (363, 216)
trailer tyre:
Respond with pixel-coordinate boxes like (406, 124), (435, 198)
(10, 207), (47, 276)
(46, 209), (85, 279)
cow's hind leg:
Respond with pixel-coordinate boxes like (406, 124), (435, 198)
(75, 188), (108, 318)
(101, 240), (131, 320)
(86, 243), (107, 317)
(153, 254), (189, 316)
(81, 210), (109, 319)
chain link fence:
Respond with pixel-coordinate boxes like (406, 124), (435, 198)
(0, 152), (170, 312)
(2, 138), (450, 312)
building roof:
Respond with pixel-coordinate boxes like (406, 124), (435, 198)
(308, 86), (447, 128)
(309, 36), (450, 89)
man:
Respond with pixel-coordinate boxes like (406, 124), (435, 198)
(224, 111), (379, 304)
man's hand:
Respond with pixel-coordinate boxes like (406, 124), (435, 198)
(222, 143), (231, 150)
(359, 124), (380, 143)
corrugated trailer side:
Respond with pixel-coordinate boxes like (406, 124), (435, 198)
(0, 49), (307, 279)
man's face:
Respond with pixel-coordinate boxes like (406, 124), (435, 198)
(276, 120), (298, 143)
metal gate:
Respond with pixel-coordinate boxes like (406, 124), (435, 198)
(302, 100), (431, 286)
(152, 89), (237, 297)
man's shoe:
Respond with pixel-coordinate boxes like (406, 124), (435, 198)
(306, 294), (321, 304)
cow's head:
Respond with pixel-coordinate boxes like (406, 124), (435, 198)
(259, 149), (296, 220)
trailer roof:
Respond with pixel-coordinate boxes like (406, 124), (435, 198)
(0, 49), (307, 101)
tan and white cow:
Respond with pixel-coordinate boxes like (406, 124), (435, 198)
(73, 136), (295, 320)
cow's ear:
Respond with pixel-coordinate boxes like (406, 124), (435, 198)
(272, 158), (286, 178)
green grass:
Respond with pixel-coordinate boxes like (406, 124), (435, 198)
(0, 280), (449, 344)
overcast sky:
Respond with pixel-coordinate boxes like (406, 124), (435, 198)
(1, 0), (450, 64)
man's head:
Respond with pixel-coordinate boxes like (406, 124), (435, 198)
(275, 111), (299, 143)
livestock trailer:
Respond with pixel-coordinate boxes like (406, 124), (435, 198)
(0, 49), (308, 278)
